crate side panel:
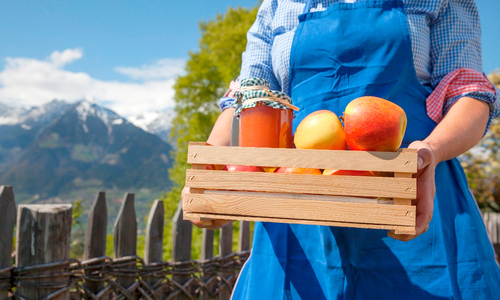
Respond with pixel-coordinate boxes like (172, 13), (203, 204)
(187, 145), (417, 173)
(183, 192), (416, 226)
(185, 170), (416, 199)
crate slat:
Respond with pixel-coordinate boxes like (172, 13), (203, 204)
(186, 169), (416, 199)
(184, 212), (416, 235)
(183, 192), (415, 226)
(188, 143), (417, 173)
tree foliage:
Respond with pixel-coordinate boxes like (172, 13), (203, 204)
(461, 69), (500, 211)
(162, 6), (258, 260)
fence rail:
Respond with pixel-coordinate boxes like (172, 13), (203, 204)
(1, 185), (499, 299)
(0, 186), (251, 300)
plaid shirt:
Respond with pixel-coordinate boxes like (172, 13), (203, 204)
(220, 0), (499, 128)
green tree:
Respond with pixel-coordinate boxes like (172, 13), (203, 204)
(488, 69), (500, 88)
(162, 6), (258, 260)
(461, 69), (500, 211)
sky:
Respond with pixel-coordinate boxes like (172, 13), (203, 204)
(0, 0), (498, 117)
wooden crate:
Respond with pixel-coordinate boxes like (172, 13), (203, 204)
(183, 142), (417, 235)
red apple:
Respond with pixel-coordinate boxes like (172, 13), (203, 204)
(294, 110), (347, 150)
(223, 165), (265, 172)
(344, 96), (406, 151)
(274, 167), (323, 175)
(323, 169), (378, 176)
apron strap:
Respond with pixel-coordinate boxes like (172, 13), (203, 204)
(303, 0), (313, 14)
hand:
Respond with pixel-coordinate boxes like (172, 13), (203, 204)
(388, 141), (437, 242)
(182, 186), (234, 230)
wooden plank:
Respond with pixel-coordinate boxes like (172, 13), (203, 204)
(0, 186), (16, 300)
(84, 191), (108, 259)
(393, 173), (413, 205)
(204, 190), (390, 204)
(200, 228), (214, 300)
(484, 212), (499, 244)
(184, 192), (415, 226)
(172, 200), (192, 300)
(16, 204), (72, 299)
(186, 169), (416, 199)
(219, 223), (233, 300)
(201, 229), (214, 260)
(144, 199), (164, 299)
(83, 191), (108, 297)
(113, 193), (137, 289)
(145, 200), (164, 264)
(238, 221), (250, 252)
(219, 224), (233, 256)
(187, 144), (417, 173)
(190, 164), (206, 195)
(184, 212), (416, 235)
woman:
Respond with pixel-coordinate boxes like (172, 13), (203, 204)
(185, 0), (500, 298)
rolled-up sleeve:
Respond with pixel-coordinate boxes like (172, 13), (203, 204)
(427, 0), (499, 130)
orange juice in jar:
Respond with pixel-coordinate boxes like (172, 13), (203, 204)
(234, 78), (298, 149)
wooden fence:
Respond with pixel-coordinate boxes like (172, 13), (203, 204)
(1, 185), (499, 300)
(0, 186), (250, 300)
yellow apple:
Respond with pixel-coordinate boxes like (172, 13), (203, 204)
(323, 169), (378, 176)
(274, 167), (323, 175)
(294, 110), (347, 150)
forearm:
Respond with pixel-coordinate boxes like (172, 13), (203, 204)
(207, 108), (235, 146)
(424, 97), (490, 163)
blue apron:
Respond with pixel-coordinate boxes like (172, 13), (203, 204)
(232, 1), (500, 299)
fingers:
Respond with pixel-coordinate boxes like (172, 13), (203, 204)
(389, 141), (436, 242)
(182, 186), (234, 229)
(191, 219), (234, 230)
(408, 141), (434, 171)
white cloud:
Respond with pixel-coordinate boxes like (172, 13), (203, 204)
(0, 49), (186, 116)
(115, 58), (185, 81)
(50, 48), (83, 67)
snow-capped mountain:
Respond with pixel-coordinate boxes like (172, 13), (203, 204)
(127, 108), (175, 144)
(0, 100), (71, 127)
(0, 100), (173, 198)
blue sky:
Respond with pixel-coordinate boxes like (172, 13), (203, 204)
(0, 0), (498, 117)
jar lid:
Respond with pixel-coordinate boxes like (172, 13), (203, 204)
(233, 77), (298, 117)
(234, 77), (270, 100)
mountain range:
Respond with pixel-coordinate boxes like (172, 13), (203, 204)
(0, 100), (175, 199)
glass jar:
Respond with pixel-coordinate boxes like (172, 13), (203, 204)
(234, 78), (297, 148)
(239, 103), (293, 148)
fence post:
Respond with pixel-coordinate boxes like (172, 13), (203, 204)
(113, 193), (137, 291)
(83, 191), (107, 298)
(219, 223), (233, 300)
(0, 186), (16, 299)
(15, 204), (72, 299)
(483, 212), (500, 257)
(238, 221), (250, 252)
(201, 229), (214, 261)
(144, 199), (164, 296)
(200, 228), (214, 300)
(172, 200), (192, 299)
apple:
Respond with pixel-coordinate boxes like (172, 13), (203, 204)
(205, 164), (226, 170)
(294, 110), (347, 150)
(274, 167), (322, 175)
(323, 169), (378, 176)
(262, 167), (277, 173)
(223, 165), (265, 172)
(344, 96), (407, 151)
